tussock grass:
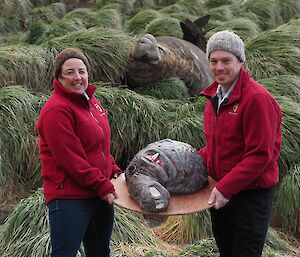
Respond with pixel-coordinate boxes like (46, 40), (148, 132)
(245, 20), (300, 80)
(94, 8), (123, 30)
(0, 86), (40, 202)
(113, 206), (159, 245)
(178, 238), (219, 256)
(277, 0), (300, 23)
(133, 0), (156, 11)
(204, 0), (234, 10)
(206, 4), (234, 28)
(165, 11), (196, 22)
(158, 0), (205, 24)
(126, 9), (162, 35)
(24, 2), (66, 28)
(154, 0), (177, 7)
(176, 0), (206, 17)
(36, 17), (86, 44)
(30, 0), (57, 7)
(206, 17), (261, 41)
(239, 0), (283, 30)
(63, 8), (100, 27)
(259, 75), (300, 103)
(0, 33), (23, 46)
(163, 98), (206, 149)
(43, 27), (133, 84)
(275, 96), (300, 171)
(0, 45), (53, 89)
(133, 77), (190, 100)
(23, 20), (49, 44)
(0, 16), (22, 34)
(265, 227), (295, 252)
(1, 189), (49, 256)
(154, 211), (212, 245)
(159, 4), (194, 16)
(144, 16), (182, 37)
(95, 0), (134, 16)
(0, 0), (32, 17)
(274, 164), (300, 235)
(94, 85), (165, 168)
(64, 7), (122, 30)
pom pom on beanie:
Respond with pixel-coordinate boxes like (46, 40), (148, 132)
(206, 30), (245, 62)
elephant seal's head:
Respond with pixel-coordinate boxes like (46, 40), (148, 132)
(125, 139), (208, 213)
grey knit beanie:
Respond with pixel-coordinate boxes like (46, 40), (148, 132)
(206, 30), (245, 62)
(54, 48), (90, 79)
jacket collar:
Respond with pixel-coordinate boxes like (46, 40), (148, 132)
(200, 67), (250, 105)
(53, 78), (96, 102)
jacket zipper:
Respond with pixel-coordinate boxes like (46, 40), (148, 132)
(84, 96), (107, 170)
(211, 114), (218, 180)
(89, 109), (99, 125)
(82, 93), (100, 125)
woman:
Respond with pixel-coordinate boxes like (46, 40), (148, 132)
(36, 48), (121, 257)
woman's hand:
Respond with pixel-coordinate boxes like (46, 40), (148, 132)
(102, 191), (118, 205)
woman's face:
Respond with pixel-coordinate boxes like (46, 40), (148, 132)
(58, 58), (88, 94)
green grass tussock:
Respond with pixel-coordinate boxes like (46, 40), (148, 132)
(206, 17), (261, 41)
(24, 2), (66, 29)
(259, 75), (300, 103)
(0, 86), (41, 202)
(239, 0), (283, 30)
(274, 164), (300, 235)
(0, 0), (32, 18)
(245, 22), (300, 80)
(35, 17), (86, 44)
(133, 77), (190, 100)
(0, 45), (53, 90)
(126, 9), (162, 35)
(144, 16), (183, 37)
(43, 27), (133, 84)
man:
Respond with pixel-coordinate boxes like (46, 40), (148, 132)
(199, 30), (282, 257)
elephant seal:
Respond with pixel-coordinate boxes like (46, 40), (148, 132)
(125, 139), (208, 213)
(125, 33), (213, 95)
(180, 15), (210, 52)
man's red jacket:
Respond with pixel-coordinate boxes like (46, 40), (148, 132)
(199, 68), (282, 199)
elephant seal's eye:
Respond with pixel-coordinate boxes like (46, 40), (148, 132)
(127, 165), (136, 176)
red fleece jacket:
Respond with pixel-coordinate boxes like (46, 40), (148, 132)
(199, 68), (282, 199)
(36, 79), (121, 205)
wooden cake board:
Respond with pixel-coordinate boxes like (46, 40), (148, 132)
(111, 173), (216, 216)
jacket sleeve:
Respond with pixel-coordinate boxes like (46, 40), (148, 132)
(110, 155), (122, 177)
(216, 94), (282, 199)
(40, 107), (115, 197)
(199, 146), (208, 168)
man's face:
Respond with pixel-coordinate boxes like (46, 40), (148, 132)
(209, 50), (243, 90)
(58, 58), (88, 94)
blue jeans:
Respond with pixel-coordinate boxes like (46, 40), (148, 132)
(48, 198), (114, 257)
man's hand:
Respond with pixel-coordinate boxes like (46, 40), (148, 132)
(102, 191), (118, 205)
(208, 187), (229, 209)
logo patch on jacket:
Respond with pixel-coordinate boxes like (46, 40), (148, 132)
(228, 103), (239, 115)
(95, 104), (105, 114)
